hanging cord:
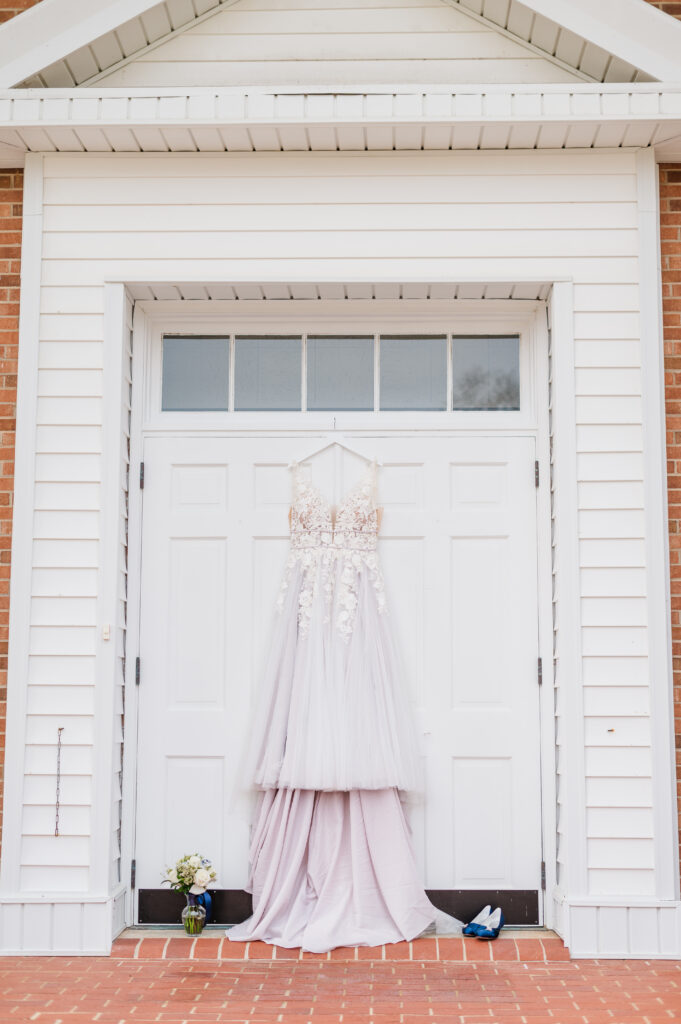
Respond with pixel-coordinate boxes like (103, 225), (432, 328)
(55, 727), (64, 837)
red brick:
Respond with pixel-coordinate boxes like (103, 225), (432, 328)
(661, 164), (681, 883)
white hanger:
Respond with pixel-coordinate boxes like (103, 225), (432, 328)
(288, 433), (382, 468)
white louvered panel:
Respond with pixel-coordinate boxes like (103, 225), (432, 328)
(604, 58), (638, 84)
(307, 125), (341, 151)
(593, 123), (628, 149)
(393, 125), (423, 150)
(100, 128), (140, 152)
(481, 0), (510, 28)
(530, 14), (560, 55)
(534, 123), (569, 149)
(505, 0), (534, 41)
(579, 43), (611, 81)
(161, 127), (197, 151)
(66, 48), (100, 84)
(450, 125), (481, 149)
(67, 128), (109, 152)
(131, 127), (168, 151)
(554, 28), (585, 69)
(279, 124), (311, 151)
(116, 18), (149, 58)
(40, 63), (75, 88)
(564, 123), (599, 149)
(189, 127), (224, 151)
(45, 129), (84, 152)
(622, 123), (658, 148)
(18, 128), (57, 152)
(479, 124), (510, 149)
(90, 34), (125, 72)
(422, 125), (453, 150)
(140, 5), (174, 43)
(244, 126), (278, 151)
(219, 126), (255, 151)
(165, 0), (198, 30)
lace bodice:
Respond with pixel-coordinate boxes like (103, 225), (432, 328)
(290, 462), (379, 552)
(277, 460), (386, 640)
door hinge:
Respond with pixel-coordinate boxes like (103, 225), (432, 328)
(534, 460), (539, 488)
(139, 462), (145, 489)
(135, 656), (140, 686)
(537, 657), (543, 686)
(541, 860), (546, 891)
(130, 858), (136, 890)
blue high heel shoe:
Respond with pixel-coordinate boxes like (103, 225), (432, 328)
(476, 907), (505, 940)
(462, 904), (492, 936)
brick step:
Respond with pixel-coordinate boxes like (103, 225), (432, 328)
(111, 934), (571, 961)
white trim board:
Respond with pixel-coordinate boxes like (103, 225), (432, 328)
(1, 84), (680, 163)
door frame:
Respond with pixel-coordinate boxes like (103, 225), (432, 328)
(121, 298), (555, 929)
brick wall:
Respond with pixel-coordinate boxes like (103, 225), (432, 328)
(0, 0), (42, 24)
(642, 0), (681, 881)
(0, 171), (21, 855)
(644, 1), (681, 16)
(660, 167), (681, 869)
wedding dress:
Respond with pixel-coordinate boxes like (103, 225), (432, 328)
(227, 459), (462, 951)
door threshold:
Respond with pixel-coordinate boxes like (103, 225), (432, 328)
(122, 925), (557, 940)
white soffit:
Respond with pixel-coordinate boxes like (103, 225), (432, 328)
(126, 281), (552, 301)
(0, 0), (677, 90)
(1, 85), (681, 163)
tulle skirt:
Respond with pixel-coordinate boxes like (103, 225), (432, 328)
(227, 787), (446, 952)
(228, 548), (463, 950)
(241, 555), (422, 793)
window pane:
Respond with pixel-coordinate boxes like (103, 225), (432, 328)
(162, 336), (229, 411)
(235, 336), (301, 411)
(452, 336), (520, 410)
(307, 336), (374, 411)
(380, 335), (447, 411)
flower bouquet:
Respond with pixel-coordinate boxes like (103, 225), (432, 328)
(162, 854), (217, 935)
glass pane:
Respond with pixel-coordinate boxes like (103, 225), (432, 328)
(235, 336), (301, 411)
(452, 335), (520, 410)
(380, 335), (447, 411)
(162, 336), (229, 411)
(307, 336), (374, 411)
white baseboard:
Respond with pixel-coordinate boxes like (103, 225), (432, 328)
(556, 895), (681, 958)
(0, 887), (126, 955)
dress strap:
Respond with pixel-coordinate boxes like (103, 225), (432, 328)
(368, 458), (378, 506)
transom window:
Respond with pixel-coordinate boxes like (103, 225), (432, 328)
(161, 334), (520, 413)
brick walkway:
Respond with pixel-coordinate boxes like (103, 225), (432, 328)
(1, 946), (680, 1023)
(112, 933), (571, 963)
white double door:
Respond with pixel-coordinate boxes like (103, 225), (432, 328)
(134, 432), (543, 911)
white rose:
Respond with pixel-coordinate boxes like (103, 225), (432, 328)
(167, 869), (178, 884)
(188, 855), (201, 868)
(194, 868), (211, 887)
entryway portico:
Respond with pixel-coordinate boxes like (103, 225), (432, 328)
(0, 0), (680, 957)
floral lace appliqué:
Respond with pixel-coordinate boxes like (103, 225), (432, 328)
(276, 462), (386, 642)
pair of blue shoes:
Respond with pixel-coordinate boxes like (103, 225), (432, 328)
(462, 904), (505, 940)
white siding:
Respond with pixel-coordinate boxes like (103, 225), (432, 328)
(96, 0), (581, 87)
(24, 148), (651, 900)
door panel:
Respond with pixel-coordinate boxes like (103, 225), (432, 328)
(135, 433), (541, 918)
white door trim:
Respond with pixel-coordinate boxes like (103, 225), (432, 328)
(122, 297), (554, 929)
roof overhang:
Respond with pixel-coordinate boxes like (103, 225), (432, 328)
(1, 84), (681, 165)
